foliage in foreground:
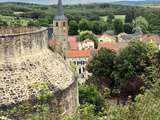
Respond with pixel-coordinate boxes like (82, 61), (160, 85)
(87, 40), (159, 100)
(108, 81), (160, 120)
(79, 84), (105, 112)
(65, 81), (160, 120)
(0, 83), (53, 120)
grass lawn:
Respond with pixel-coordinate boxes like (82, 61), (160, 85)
(142, 5), (160, 8)
(100, 15), (126, 23)
(0, 15), (32, 26)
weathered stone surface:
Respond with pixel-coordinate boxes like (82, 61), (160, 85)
(0, 27), (78, 118)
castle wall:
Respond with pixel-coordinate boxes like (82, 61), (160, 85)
(50, 80), (79, 119)
(0, 27), (78, 119)
(0, 27), (48, 61)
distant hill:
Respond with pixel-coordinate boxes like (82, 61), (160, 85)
(112, 0), (160, 5)
(0, 0), (160, 5)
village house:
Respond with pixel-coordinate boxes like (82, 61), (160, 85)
(142, 34), (160, 49)
(98, 42), (127, 51)
(64, 34), (125, 82)
(65, 49), (94, 83)
(78, 39), (95, 50)
(98, 34), (116, 43)
(68, 36), (79, 50)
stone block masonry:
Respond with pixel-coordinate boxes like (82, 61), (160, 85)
(0, 27), (78, 119)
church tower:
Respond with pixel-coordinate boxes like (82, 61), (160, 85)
(53, 0), (68, 53)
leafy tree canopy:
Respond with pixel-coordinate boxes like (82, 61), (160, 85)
(87, 48), (116, 78)
(113, 19), (124, 35)
(77, 31), (98, 48)
(79, 19), (90, 31)
(132, 16), (149, 34)
(69, 20), (78, 35)
(113, 40), (158, 87)
(79, 84), (105, 112)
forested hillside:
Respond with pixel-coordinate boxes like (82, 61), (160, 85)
(0, 2), (159, 34)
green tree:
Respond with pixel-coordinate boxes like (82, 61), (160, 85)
(113, 19), (124, 35)
(100, 20), (108, 33)
(0, 19), (8, 26)
(87, 48), (116, 94)
(124, 23), (133, 34)
(79, 84), (105, 112)
(108, 13), (115, 22)
(77, 31), (98, 48)
(106, 13), (114, 30)
(113, 40), (157, 87)
(64, 104), (99, 120)
(91, 21), (102, 34)
(27, 20), (39, 27)
(132, 16), (149, 34)
(79, 19), (90, 31)
(108, 81), (160, 120)
(87, 48), (116, 78)
(27, 83), (53, 120)
(69, 20), (78, 35)
(125, 9), (136, 23)
(37, 18), (49, 27)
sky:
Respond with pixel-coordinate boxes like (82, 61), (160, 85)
(0, 0), (139, 5)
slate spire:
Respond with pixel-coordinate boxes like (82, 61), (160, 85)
(54, 0), (67, 20)
(57, 0), (64, 16)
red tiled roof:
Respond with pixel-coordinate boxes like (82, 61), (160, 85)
(98, 34), (115, 39)
(98, 42), (127, 51)
(48, 39), (61, 46)
(142, 35), (160, 43)
(68, 36), (79, 50)
(65, 49), (95, 58)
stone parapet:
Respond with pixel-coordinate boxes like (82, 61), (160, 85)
(0, 27), (48, 60)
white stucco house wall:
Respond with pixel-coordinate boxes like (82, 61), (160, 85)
(78, 39), (95, 50)
(65, 50), (93, 83)
(98, 34), (116, 43)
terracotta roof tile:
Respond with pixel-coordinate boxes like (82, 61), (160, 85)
(48, 39), (61, 46)
(68, 36), (79, 50)
(142, 35), (160, 43)
(98, 34), (116, 39)
(98, 42), (127, 51)
(65, 49), (95, 58)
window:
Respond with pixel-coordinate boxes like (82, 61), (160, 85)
(56, 22), (58, 27)
(77, 61), (81, 65)
(63, 22), (66, 27)
(79, 68), (82, 74)
(83, 67), (85, 72)
(73, 61), (76, 65)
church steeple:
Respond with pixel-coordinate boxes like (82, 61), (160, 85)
(53, 0), (69, 54)
(54, 0), (67, 20)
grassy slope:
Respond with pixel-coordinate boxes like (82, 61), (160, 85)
(0, 15), (32, 26)
(101, 15), (126, 23)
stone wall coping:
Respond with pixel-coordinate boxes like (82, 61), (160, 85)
(0, 27), (48, 38)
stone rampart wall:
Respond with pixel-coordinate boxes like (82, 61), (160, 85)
(49, 80), (79, 119)
(0, 27), (48, 60)
(0, 27), (78, 119)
